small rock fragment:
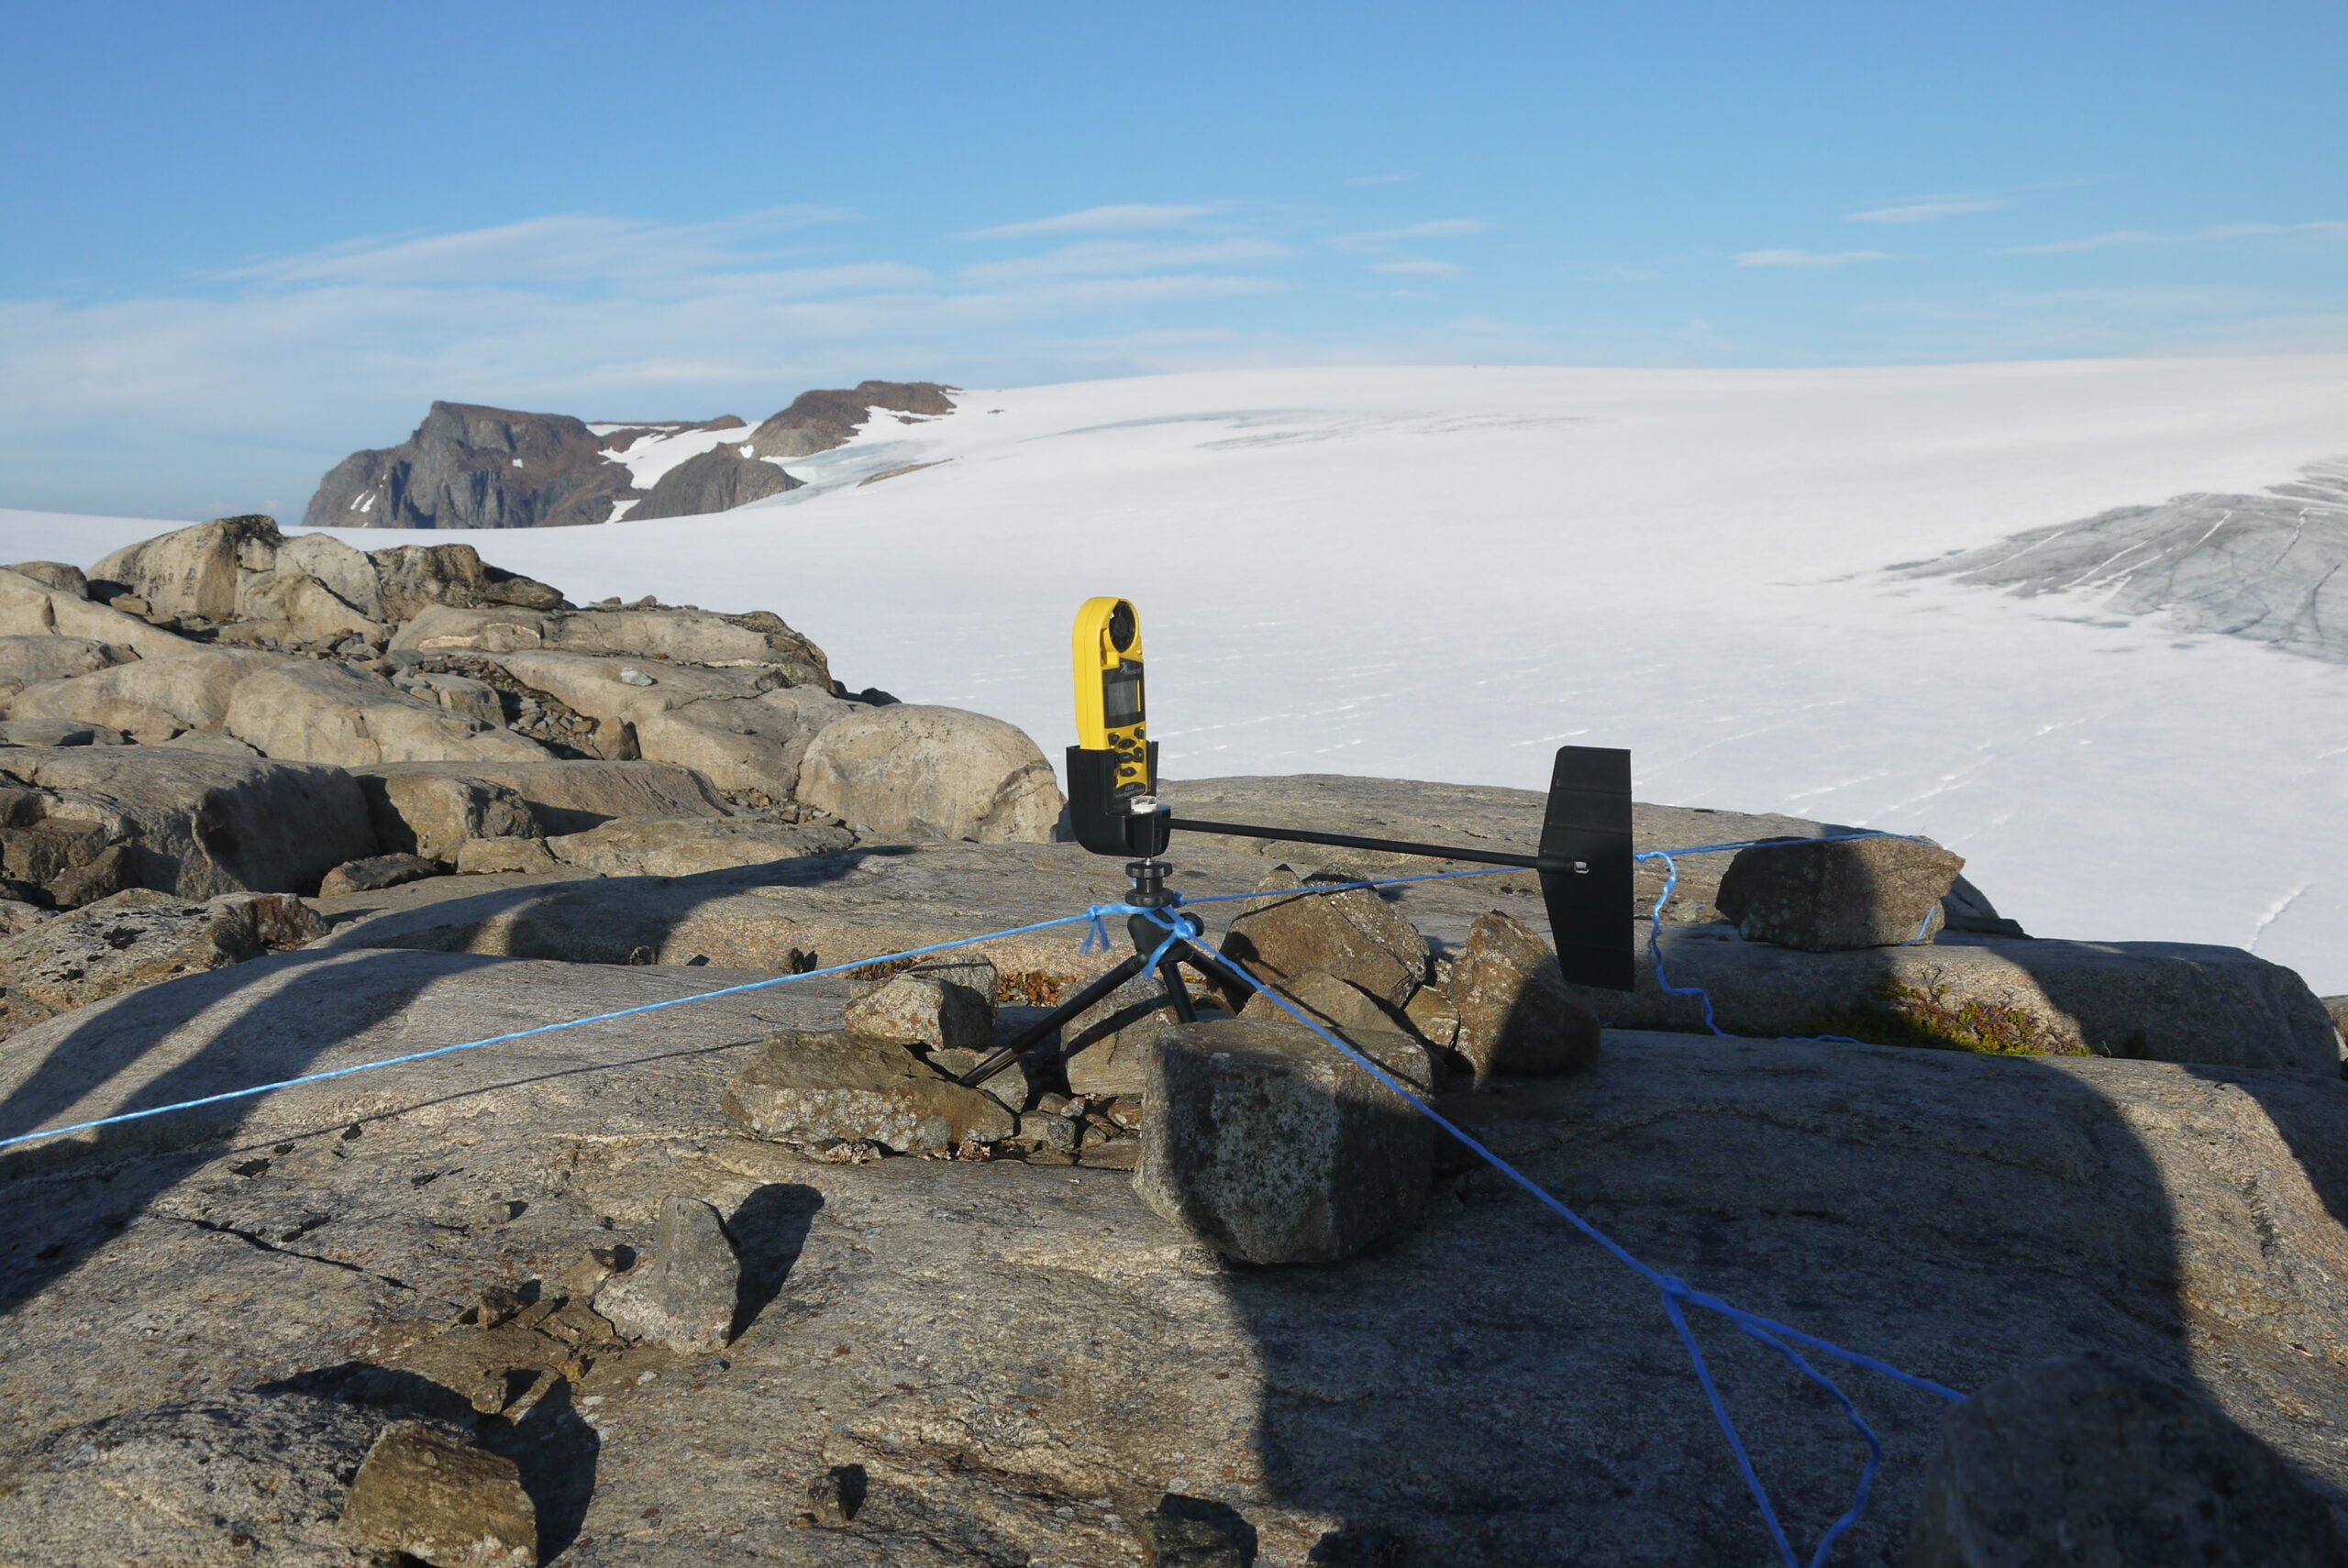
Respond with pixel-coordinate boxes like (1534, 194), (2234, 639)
(1140, 1492), (1258, 1567)
(1716, 834), (1965, 952)
(339, 1419), (537, 1567)
(1446, 910), (1600, 1081)
(555, 1246), (626, 1300)
(804, 1463), (867, 1525)
(590, 1195), (738, 1354)
(1136, 1018), (1434, 1264)
(617, 666), (656, 687)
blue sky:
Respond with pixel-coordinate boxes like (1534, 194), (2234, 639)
(3, 0), (2342, 517)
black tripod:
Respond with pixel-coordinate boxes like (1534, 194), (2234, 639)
(954, 858), (1255, 1091)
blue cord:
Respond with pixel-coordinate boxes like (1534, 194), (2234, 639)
(0, 907), (1126, 1153)
(2, 829), (1964, 1566)
(1141, 891), (1966, 1568)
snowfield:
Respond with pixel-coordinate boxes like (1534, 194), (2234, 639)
(6, 356), (2348, 990)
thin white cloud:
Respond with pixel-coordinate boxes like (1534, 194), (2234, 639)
(1999, 230), (2160, 256)
(959, 204), (1219, 240)
(225, 208), (853, 284)
(1346, 173), (1413, 185)
(1999, 220), (2348, 256)
(1330, 218), (1492, 252)
(958, 238), (1289, 284)
(1372, 259), (1464, 277)
(1735, 248), (1895, 269)
(1844, 198), (2003, 224)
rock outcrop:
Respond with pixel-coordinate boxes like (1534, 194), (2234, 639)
(1576, 921), (2342, 1074)
(629, 446), (803, 520)
(11, 935), (2348, 1565)
(304, 401), (647, 531)
(0, 745), (375, 899)
(743, 381), (957, 459)
(303, 380), (952, 531)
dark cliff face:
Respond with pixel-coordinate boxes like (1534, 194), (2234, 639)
(304, 402), (639, 530)
(304, 381), (955, 530)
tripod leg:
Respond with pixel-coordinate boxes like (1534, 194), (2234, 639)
(955, 954), (1147, 1088)
(1156, 955), (1199, 1023)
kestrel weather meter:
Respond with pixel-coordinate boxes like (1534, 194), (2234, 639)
(955, 595), (1638, 1091)
(1065, 595), (1174, 859)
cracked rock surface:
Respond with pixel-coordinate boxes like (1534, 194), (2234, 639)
(5, 922), (2348, 1562)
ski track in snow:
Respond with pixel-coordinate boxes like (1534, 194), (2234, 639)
(7, 357), (2348, 989)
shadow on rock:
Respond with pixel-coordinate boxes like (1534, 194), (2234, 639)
(729, 1181), (823, 1341)
(0, 947), (493, 1317)
(259, 1359), (602, 1562)
(1209, 1038), (2348, 1564)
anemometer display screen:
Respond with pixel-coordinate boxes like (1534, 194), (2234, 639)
(1103, 669), (1143, 727)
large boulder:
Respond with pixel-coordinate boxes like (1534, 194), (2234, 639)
(359, 770), (540, 861)
(1135, 1017), (1435, 1264)
(365, 540), (568, 618)
(0, 567), (195, 659)
(2, 561), (89, 598)
(1908, 1353), (2343, 1566)
(350, 758), (731, 836)
(0, 746), (375, 898)
(222, 660), (548, 766)
(274, 531), (387, 618)
(1716, 834), (1966, 951)
(1575, 923), (2342, 1074)
(544, 815), (853, 877)
(1157, 774), (2024, 933)
(794, 703), (1064, 843)
(91, 513), (282, 623)
(6, 646), (268, 739)
(721, 1028), (1016, 1154)
(90, 513), (564, 632)
(393, 602), (830, 690)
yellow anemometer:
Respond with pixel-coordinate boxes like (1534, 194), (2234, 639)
(1071, 596), (1149, 793)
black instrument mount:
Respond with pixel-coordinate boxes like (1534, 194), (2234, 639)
(953, 743), (1638, 1092)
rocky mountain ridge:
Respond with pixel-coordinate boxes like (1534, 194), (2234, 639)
(304, 381), (957, 531)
